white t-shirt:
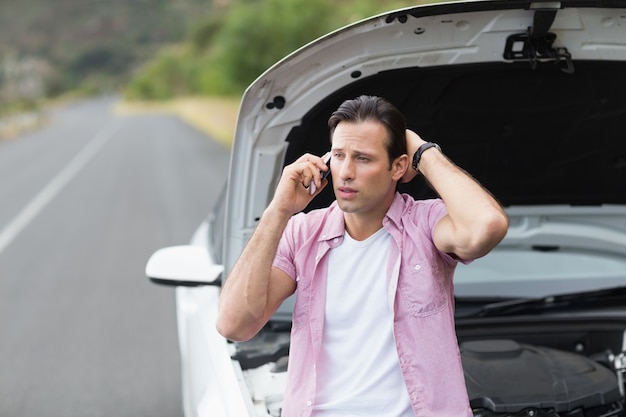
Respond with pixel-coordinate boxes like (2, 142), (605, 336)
(312, 228), (413, 417)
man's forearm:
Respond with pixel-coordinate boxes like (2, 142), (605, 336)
(216, 207), (291, 339)
(418, 148), (499, 216)
(418, 147), (509, 259)
(217, 152), (330, 340)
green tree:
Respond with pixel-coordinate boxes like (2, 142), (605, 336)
(124, 0), (423, 99)
(210, 0), (339, 91)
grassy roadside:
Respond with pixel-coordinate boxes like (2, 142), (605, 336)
(114, 96), (240, 148)
(0, 111), (48, 140)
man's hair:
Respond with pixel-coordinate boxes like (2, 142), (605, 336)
(328, 95), (407, 167)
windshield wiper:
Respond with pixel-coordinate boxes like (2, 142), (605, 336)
(464, 286), (626, 318)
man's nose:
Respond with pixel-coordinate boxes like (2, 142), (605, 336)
(338, 158), (355, 181)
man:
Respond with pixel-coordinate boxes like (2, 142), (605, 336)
(216, 95), (509, 416)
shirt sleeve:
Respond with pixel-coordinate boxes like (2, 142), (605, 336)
(424, 199), (473, 266)
(272, 215), (299, 283)
(425, 198), (448, 231)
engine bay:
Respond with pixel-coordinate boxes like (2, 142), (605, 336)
(458, 317), (626, 416)
(232, 317), (626, 417)
(462, 339), (623, 417)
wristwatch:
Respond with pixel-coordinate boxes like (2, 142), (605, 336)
(412, 142), (441, 171)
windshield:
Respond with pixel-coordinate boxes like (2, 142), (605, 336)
(454, 249), (626, 299)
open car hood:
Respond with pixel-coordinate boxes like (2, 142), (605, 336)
(222, 0), (626, 278)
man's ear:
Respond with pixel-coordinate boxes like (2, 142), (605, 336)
(391, 154), (410, 181)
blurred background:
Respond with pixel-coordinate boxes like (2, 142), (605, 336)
(0, 0), (427, 416)
(0, 0), (425, 139)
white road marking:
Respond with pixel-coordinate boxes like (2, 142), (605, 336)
(0, 121), (121, 255)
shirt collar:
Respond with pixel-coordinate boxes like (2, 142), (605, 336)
(318, 193), (406, 242)
(383, 192), (406, 232)
(318, 201), (346, 242)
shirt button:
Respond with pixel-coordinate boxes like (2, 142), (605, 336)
(333, 238), (339, 243)
(306, 400), (312, 406)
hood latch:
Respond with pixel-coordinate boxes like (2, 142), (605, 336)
(503, 9), (574, 74)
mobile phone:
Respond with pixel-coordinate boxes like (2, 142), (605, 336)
(321, 153), (331, 179)
(309, 153), (331, 195)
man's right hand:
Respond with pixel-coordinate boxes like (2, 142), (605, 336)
(268, 152), (330, 217)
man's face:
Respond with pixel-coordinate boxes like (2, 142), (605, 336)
(330, 120), (406, 221)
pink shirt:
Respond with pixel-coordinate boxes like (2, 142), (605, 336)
(273, 193), (473, 417)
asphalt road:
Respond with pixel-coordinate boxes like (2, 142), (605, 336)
(0, 97), (231, 416)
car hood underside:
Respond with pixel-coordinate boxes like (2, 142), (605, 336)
(285, 60), (626, 210)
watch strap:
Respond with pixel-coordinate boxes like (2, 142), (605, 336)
(412, 142), (441, 171)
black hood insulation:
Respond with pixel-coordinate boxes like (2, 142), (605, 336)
(285, 61), (626, 211)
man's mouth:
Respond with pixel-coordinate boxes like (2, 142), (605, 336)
(337, 187), (357, 198)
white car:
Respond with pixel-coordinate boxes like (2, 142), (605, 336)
(146, 1), (626, 416)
